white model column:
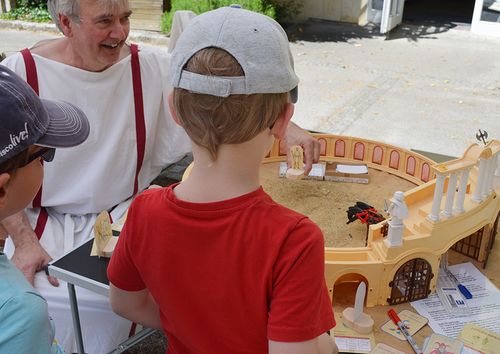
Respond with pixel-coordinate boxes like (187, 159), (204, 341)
(443, 173), (458, 218)
(472, 158), (487, 202)
(428, 173), (446, 222)
(483, 154), (497, 196)
(454, 168), (470, 214)
(495, 154), (500, 177)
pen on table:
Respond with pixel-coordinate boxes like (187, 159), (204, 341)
(444, 267), (473, 299)
(388, 309), (422, 354)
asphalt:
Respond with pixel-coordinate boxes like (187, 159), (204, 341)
(1, 19), (499, 157)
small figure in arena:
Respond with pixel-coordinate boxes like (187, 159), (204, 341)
(387, 191), (408, 227)
(286, 145), (306, 179)
(385, 191), (408, 247)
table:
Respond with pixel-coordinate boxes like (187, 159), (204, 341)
(48, 238), (155, 354)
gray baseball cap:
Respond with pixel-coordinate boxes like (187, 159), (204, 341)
(0, 65), (90, 164)
(171, 6), (299, 103)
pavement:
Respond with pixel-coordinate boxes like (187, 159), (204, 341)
(1, 19), (499, 157)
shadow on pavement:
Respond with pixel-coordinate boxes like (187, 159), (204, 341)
(385, 20), (462, 42)
(283, 18), (463, 44)
(283, 19), (381, 43)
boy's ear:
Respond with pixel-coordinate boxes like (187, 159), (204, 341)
(270, 103), (294, 139)
(167, 92), (182, 126)
(0, 173), (11, 210)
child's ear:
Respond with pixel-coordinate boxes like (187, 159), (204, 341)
(0, 173), (11, 210)
(167, 92), (182, 126)
(270, 103), (294, 139)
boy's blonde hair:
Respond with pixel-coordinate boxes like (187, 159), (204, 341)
(173, 47), (288, 161)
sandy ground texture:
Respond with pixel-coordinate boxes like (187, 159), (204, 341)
(261, 162), (416, 247)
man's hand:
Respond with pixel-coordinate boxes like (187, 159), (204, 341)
(1, 211), (59, 287)
(11, 241), (59, 287)
(284, 122), (320, 175)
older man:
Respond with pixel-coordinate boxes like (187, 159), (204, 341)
(1, 0), (320, 352)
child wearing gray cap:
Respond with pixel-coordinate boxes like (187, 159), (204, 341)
(108, 7), (337, 354)
(0, 65), (89, 353)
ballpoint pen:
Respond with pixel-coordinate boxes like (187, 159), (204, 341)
(444, 267), (473, 299)
(388, 309), (423, 354)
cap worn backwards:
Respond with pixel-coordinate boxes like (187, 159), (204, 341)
(170, 6), (299, 103)
(0, 65), (90, 164)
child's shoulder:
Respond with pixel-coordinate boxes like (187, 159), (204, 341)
(259, 192), (322, 235)
(133, 186), (167, 205)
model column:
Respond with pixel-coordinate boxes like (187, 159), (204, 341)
(483, 153), (498, 197)
(454, 168), (470, 214)
(428, 173), (446, 222)
(443, 172), (458, 218)
(472, 158), (487, 202)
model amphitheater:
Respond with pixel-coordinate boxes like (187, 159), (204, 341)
(262, 134), (499, 306)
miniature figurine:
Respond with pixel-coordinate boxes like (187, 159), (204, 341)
(286, 145), (305, 179)
(91, 211), (117, 258)
(384, 191), (408, 247)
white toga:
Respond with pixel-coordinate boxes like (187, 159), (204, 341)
(1, 45), (191, 354)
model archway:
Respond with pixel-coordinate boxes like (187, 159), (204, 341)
(333, 273), (369, 306)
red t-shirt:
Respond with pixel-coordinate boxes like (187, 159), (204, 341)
(108, 185), (335, 354)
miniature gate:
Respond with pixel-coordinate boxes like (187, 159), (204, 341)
(451, 228), (484, 261)
(387, 258), (432, 305)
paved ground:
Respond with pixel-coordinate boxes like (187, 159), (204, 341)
(1, 20), (499, 157)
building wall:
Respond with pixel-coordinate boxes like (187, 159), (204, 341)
(295, 0), (369, 25)
(130, 0), (163, 32)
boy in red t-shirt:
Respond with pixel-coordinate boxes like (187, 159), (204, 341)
(108, 7), (337, 354)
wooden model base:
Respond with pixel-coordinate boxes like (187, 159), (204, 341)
(286, 168), (305, 179)
(342, 307), (374, 334)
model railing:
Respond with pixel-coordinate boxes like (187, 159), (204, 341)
(266, 133), (437, 185)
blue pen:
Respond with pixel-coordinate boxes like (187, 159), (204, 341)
(445, 268), (473, 299)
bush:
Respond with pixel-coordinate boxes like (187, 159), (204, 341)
(161, 0), (282, 34)
(0, 0), (51, 22)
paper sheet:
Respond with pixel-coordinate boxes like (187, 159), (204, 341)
(380, 309), (428, 340)
(411, 262), (500, 338)
(333, 313), (375, 353)
(458, 323), (500, 354)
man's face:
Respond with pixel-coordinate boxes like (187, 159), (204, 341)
(68, 0), (132, 71)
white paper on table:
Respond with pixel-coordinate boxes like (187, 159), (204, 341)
(411, 262), (500, 338)
(336, 164), (368, 174)
(334, 335), (372, 353)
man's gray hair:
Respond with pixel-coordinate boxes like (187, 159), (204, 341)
(47, 0), (130, 32)
(47, 0), (78, 32)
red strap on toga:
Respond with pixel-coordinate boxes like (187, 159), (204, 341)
(130, 44), (146, 196)
(21, 48), (47, 239)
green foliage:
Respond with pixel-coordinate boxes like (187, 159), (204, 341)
(0, 0), (51, 22)
(161, 0), (277, 34)
(264, 0), (303, 21)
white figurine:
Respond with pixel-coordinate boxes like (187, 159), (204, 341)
(385, 191), (408, 247)
(286, 145), (305, 179)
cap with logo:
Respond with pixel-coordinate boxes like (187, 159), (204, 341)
(0, 65), (90, 164)
(170, 6), (299, 103)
